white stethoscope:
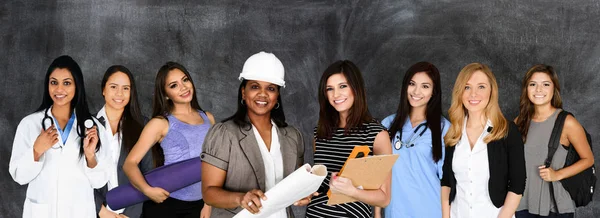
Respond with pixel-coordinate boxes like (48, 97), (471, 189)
(394, 122), (428, 150)
(42, 107), (95, 149)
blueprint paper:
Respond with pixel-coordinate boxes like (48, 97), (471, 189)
(234, 164), (327, 218)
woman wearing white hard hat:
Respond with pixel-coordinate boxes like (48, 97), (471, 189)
(201, 51), (314, 217)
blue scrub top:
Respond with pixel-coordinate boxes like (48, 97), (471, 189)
(382, 114), (450, 218)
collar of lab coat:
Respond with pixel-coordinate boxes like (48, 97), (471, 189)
(46, 106), (79, 147)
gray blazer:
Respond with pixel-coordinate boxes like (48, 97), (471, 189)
(201, 120), (305, 218)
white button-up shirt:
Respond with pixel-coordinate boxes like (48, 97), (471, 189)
(96, 106), (124, 213)
(451, 119), (512, 218)
(251, 121), (286, 218)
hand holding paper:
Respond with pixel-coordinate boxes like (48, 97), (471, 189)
(238, 189), (267, 214)
(293, 192), (319, 206)
(234, 164), (327, 218)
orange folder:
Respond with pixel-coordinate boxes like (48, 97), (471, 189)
(326, 146), (399, 205)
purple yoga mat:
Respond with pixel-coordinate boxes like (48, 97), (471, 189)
(106, 157), (202, 210)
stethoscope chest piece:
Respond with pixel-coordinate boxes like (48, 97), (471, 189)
(394, 122), (428, 150)
(84, 119), (94, 129)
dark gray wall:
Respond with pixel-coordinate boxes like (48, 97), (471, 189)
(1, 0), (599, 217)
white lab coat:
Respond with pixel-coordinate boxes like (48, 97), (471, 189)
(9, 107), (112, 218)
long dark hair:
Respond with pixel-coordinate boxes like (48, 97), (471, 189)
(223, 80), (288, 129)
(36, 55), (101, 157)
(388, 62), (444, 162)
(101, 65), (145, 152)
(515, 64), (562, 142)
(151, 62), (203, 167)
(316, 60), (373, 140)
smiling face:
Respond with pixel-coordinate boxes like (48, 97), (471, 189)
(462, 70), (491, 114)
(407, 72), (434, 109)
(103, 71), (131, 111)
(527, 72), (555, 106)
(242, 80), (279, 117)
(164, 68), (194, 104)
(48, 68), (76, 107)
(326, 73), (355, 118)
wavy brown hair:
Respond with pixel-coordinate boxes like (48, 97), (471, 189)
(316, 60), (373, 140)
(515, 64), (562, 142)
(444, 63), (508, 146)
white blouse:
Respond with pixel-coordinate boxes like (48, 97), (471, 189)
(96, 106), (124, 214)
(251, 121), (286, 218)
(451, 119), (513, 218)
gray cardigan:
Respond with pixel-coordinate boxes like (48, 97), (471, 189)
(201, 120), (305, 218)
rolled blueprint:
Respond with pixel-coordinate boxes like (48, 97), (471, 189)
(234, 164), (327, 218)
(106, 157), (201, 210)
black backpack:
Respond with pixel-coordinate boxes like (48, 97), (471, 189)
(544, 110), (596, 210)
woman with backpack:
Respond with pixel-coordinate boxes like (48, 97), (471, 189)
(514, 64), (594, 218)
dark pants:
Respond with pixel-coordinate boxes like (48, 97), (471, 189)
(516, 210), (574, 218)
(142, 198), (204, 218)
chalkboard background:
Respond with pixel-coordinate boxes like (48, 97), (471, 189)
(1, 0), (599, 217)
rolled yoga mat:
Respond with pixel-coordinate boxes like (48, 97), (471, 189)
(106, 157), (202, 210)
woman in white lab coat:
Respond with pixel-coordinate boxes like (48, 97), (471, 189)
(9, 55), (111, 218)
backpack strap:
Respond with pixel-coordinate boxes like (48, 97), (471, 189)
(544, 110), (569, 167)
(545, 110), (570, 214)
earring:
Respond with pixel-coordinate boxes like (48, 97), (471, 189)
(275, 102), (280, 109)
(241, 99), (245, 105)
(166, 96), (170, 100)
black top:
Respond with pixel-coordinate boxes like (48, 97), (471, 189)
(441, 122), (526, 208)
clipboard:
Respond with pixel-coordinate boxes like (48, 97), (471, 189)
(326, 146), (399, 205)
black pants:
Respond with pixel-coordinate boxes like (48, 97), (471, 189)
(516, 210), (574, 218)
(142, 198), (204, 218)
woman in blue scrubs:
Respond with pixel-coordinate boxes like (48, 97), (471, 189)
(379, 62), (450, 218)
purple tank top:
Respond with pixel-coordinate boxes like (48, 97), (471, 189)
(160, 110), (210, 201)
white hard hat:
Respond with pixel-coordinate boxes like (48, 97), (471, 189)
(238, 51), (286, 88)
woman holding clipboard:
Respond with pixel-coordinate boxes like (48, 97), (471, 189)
(305, 60), (392, 218)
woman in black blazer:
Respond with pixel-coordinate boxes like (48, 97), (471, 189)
(94, 66), (153, 218)
(441, 63), (526, 218)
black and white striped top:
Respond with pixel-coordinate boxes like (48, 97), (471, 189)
(305, 121), (386, 218)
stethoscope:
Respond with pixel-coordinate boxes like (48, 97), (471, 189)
(394, 122), (428, 150)
(42, 107), (96, 149)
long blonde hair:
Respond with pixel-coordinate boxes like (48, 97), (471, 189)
(444, 63), (508, 146)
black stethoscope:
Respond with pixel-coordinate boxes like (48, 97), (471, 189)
(394, 122), (428, 150)
(42, 107), (96, 149)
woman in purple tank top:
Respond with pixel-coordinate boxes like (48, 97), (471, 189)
(123, 62), (215, 218)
